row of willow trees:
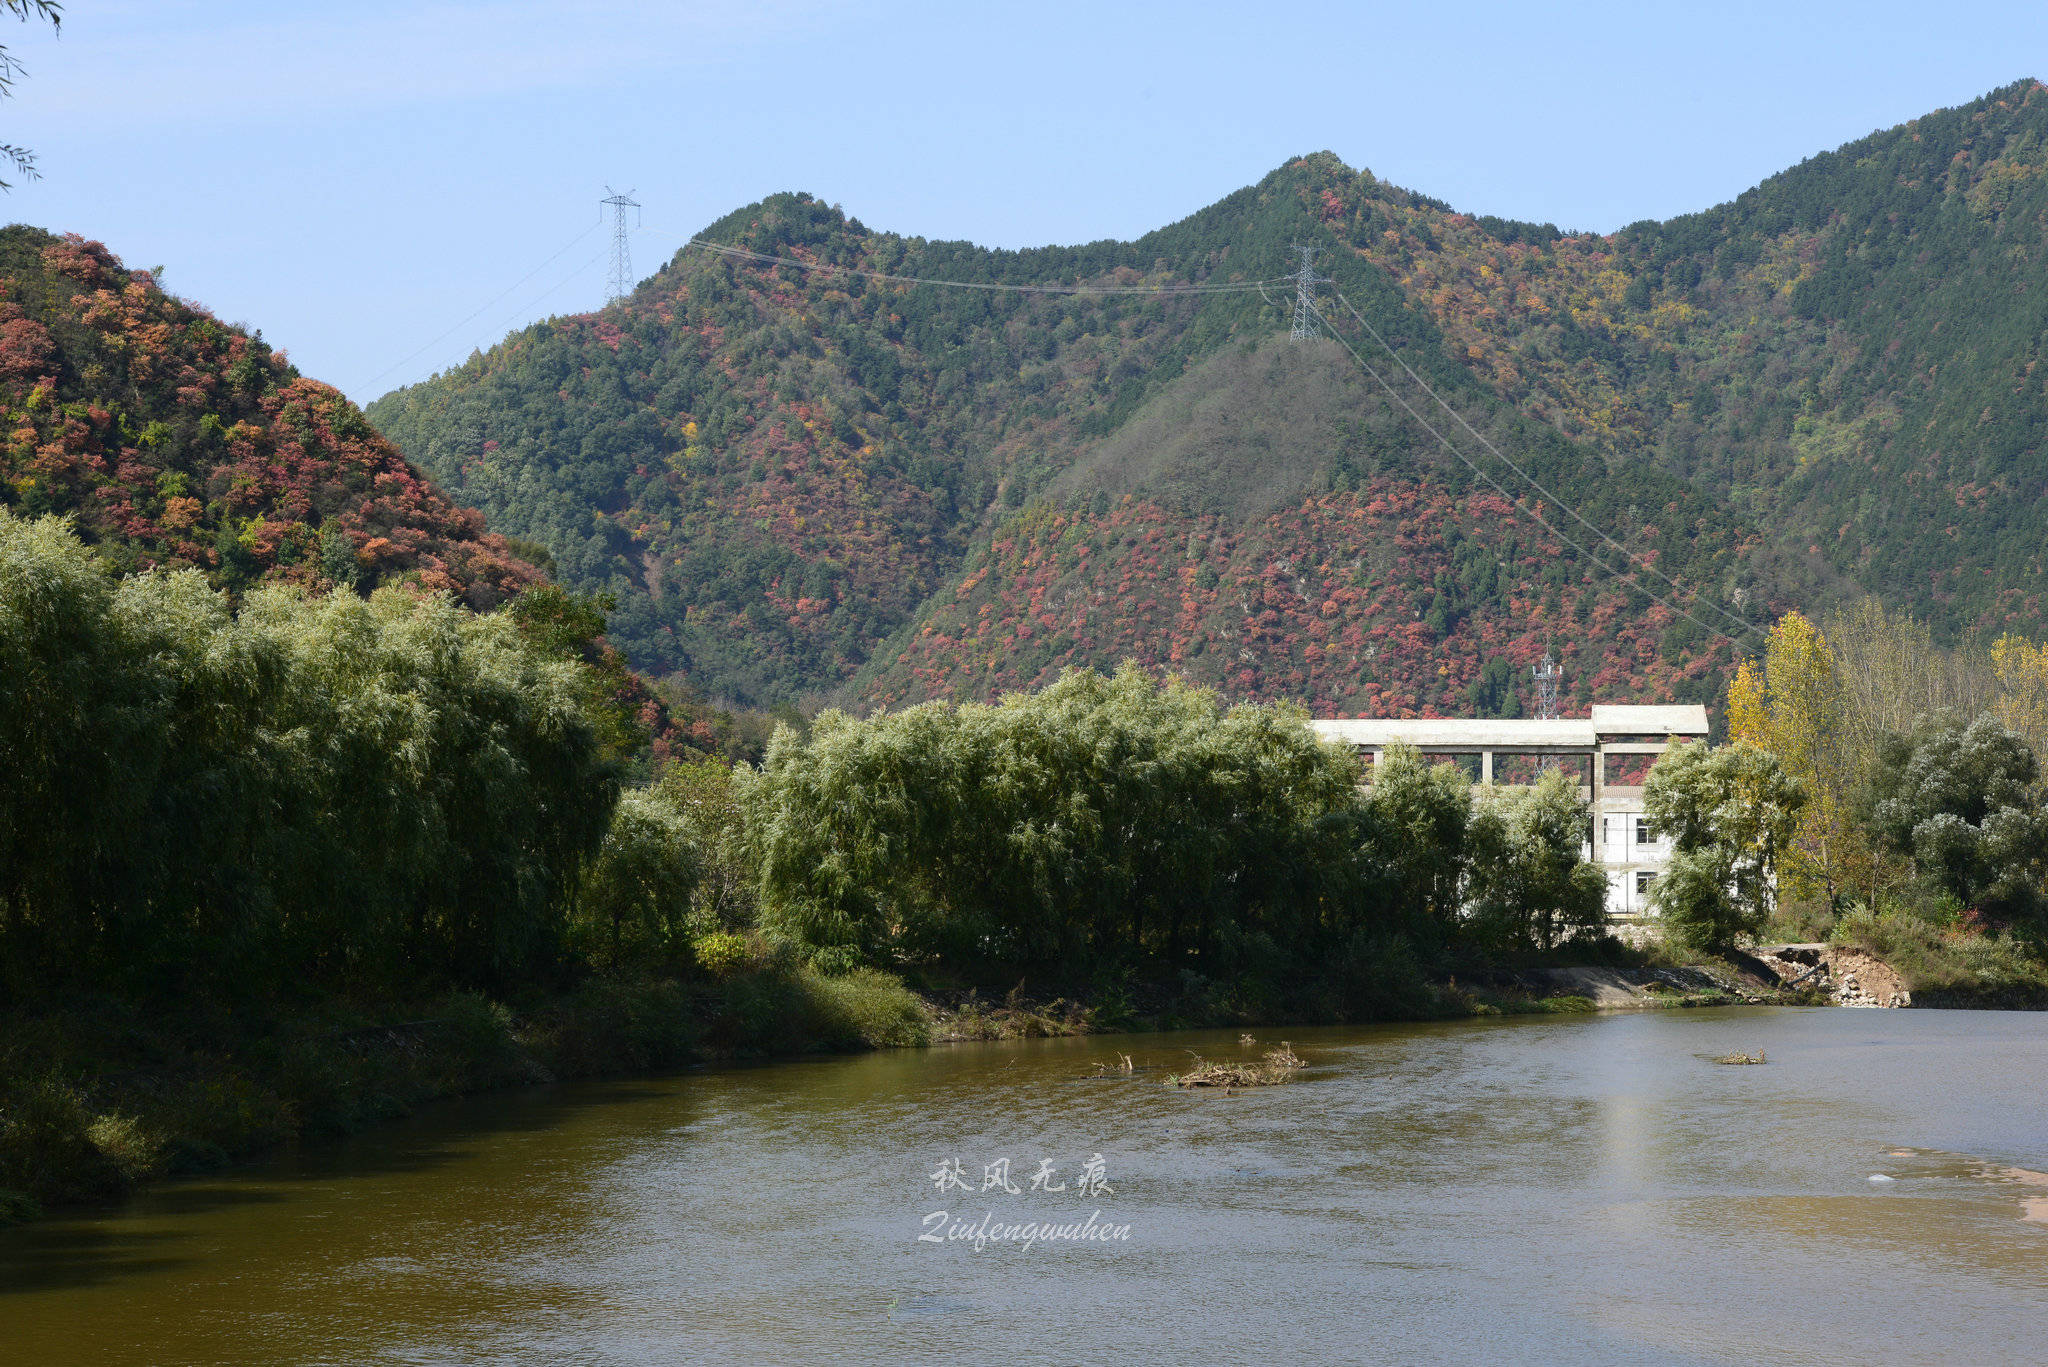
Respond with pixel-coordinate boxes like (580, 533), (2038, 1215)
(5, 506), (1649, 1012)
(1, 509), (620, 1001)
(739, 666), (1616, 985)
(42, 485), (2041, 1016)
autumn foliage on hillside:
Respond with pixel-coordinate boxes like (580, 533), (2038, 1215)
(0, 227), (544, 605)
(865, 482), (1732, 716)
(372, 176), (1763, 713)
(368, 190), (1307, 704)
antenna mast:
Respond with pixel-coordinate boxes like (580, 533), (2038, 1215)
(1532, 651), (1562, 721)
(1289, 244), (1330, 341)
(601, 186), (641, 305)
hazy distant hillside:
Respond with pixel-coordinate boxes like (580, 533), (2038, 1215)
(368, 163), (1759, 713)
(0, 227), (545, 604)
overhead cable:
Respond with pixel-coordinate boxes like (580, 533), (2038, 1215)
(641, 229), (1285, 295)
(356, 222), (601, 394)
(1329, 290), (1761, 640)
(1309, 293), (1758, 646)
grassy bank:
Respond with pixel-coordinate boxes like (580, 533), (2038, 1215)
(1826, 907), (2048, 1010)
(920, 971), (1737, 1040)
(0, 956), (928, 1228)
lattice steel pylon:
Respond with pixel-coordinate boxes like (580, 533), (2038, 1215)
(1532, 651), (1562, 720)
(602, 186), (641, 305)
(1290, 244), (1330, 340)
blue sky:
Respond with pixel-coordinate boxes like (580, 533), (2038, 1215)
(2, 0), (2041, 402)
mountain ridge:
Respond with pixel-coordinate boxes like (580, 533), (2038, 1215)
(367, 79), (2048, 715)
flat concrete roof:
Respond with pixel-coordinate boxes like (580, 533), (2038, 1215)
(1308, 704), (1708, 751)
(1309, 718), (1596, 748)
(1589, 704), (1710, 736)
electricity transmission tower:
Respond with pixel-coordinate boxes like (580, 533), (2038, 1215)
(1289, 244), (1330, 340)
(601, 186), (641, 305)
(1532, 651), (1562, 720)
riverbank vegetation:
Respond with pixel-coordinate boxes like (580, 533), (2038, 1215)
(1724, 607), (2048, 1002)
(0, 511), (925, 1222)
(0, 510), (1643, 1222)
(743, 666), (1635, 1023)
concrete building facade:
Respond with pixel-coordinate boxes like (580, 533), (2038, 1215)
(1307, 705), (1711, 921)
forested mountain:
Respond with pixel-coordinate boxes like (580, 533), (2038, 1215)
(1347, 77), (2048, 633)
(0, 228), (546, 605)
(368, 80), (2048, 715)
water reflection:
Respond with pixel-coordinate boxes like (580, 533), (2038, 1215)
(1, 1008), (2044, 1365)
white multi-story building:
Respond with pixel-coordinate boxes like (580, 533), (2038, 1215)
(1307, 704), (1710, 920)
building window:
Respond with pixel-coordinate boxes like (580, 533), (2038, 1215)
(1636, 819), (1656, 845)
(1601, 817), (1609, 845)
(1635, 871), (1657, 895)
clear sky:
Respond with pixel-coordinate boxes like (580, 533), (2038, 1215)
(2, 0), (2041, 402)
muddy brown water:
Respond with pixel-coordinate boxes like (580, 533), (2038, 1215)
(2, 1006), (2045, 1365)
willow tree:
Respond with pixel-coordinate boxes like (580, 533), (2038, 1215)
(1365, 744), (1474, 937)
(0, 510), (622, 999)
(576, 789), (700, 969)
(743, 665), (1372, 976)
(1465, 768), (1607, 953)
(0, 510), (170, 978)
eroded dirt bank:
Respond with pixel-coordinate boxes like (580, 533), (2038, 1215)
(1751, 945), (1913, 1007)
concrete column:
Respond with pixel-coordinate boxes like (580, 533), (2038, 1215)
(1480, 750), (1493, 785)
(1590, 747), (1605, 864)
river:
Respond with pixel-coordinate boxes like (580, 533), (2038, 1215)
(2, 1006), (2044, 1364)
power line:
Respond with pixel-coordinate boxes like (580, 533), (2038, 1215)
(1306, 292), (1756, 647)
(602, 187), (642, 305)
(354, 222), (601, 395)
(640, 229), (1287, 295)
(471, 246), (610, 349)
(355, 222), (1268, 403)
(1328, 289), (1761, 641)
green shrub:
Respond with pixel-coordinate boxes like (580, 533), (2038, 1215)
(1832, 902), (2048, 1002)
(796, 968), (930, 1049)
(1762, 899), (1837, 943)
(175, 1074), (296, 1154)
(0, 1188), (40, 1225)
(692, 932), (751, 979)
(0, 1073), (128, 1204)
(85, 1113), (163, 1186)
(537, 978), (698, 1076)
(715, 970), (811, 1053)
(807, 945), (866, 977)
(436, 992), (528, 1087)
